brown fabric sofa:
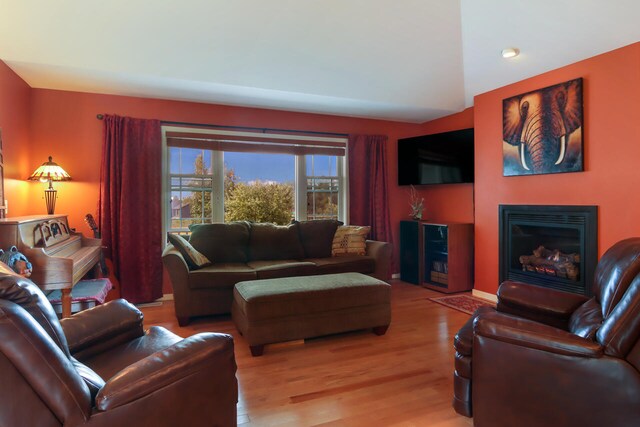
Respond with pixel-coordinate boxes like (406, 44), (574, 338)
(0, 263), (238, 427)
(162, 220), (391, 325)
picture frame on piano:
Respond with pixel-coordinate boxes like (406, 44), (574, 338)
(35, 219), (71, 247)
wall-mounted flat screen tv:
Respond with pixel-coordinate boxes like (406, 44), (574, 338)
(398, 128), (474, 185)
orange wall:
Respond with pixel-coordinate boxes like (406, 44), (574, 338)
(0, 61), (32, 215)
(26, 88), (438, 280)
(410, 107), (474, 224)
(473, 42), (640, 294)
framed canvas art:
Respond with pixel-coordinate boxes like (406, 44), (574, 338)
(503, 78), (583, 176)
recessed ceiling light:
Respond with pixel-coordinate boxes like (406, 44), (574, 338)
(501, 48), (520, 59)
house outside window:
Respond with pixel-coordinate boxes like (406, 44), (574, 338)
(163, 127), (347, 235)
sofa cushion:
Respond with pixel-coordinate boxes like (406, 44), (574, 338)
(248, 223), (304, 261)
(294, 219), (343, 258)
(332, 226), (370, 257)
(247, 260), (317, 279)
(71, 357), (105, 400)
(306, 256), (375, 275)
(188, 263), (257, 289)
(569, 297), (603, 339)
(233, 272), (390, 321)
(167, 233), (211, 270)
(189, 222), (250, 263)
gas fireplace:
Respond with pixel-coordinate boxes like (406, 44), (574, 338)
(499, 205), (597, 296)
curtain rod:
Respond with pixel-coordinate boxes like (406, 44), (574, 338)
(96, 115), (349, 138)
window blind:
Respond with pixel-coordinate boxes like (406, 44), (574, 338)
(165, 129), (346, 156)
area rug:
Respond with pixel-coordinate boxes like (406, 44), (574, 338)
(429, 294), (495, 315)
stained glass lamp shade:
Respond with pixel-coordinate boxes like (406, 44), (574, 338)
(27, 156), (72, 215)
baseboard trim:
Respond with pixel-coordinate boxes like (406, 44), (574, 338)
(472, 289), (497, 303)
(135, 301), (163, 308)
(136, 293), (173, 308)
(159, 293), (174, 301)
(391, 273), (400, 279)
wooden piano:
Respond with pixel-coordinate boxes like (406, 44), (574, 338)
(0, 214), (102, 318)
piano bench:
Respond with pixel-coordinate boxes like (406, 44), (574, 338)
(47, 278), (113, 315)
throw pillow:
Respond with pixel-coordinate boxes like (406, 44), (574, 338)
(331, 225), (370, 257)
(167, 233), (211, 270)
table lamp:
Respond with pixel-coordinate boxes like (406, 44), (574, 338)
(28, 156), (72, 215)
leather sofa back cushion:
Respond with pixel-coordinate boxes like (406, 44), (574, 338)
(71, 357), (105, 400)
(0, 268), (70, 356)
(568, 297), (603, 339)
(592, 237), (640, 317)
(189, 222), (250, 263)
(295, 219), (343, 258)
(596, 273), (640, 358)
(249, 223), (304, 261)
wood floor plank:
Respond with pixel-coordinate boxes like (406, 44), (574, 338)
(140, 280), (474, 426)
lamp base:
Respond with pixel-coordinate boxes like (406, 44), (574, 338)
(45, 188), (57, 215)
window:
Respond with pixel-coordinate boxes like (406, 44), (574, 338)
(169, 148), (217, 233)
(305, 155), (341, 220)
(163, 128), (347, 234)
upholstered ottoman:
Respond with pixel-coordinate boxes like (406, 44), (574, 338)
(231, 272), (391, 356)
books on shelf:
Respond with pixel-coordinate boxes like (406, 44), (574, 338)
(431, 260), (448, 273)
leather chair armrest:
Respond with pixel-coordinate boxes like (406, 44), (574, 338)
(61, 299), (144, 358)
(95, 333), (236, 411)
(366, 240), (391, 281)
(475, 310), (603, 358)
(497, 280), (589, 329)
(472, 311), (640, 427)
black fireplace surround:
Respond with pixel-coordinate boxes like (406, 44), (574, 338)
(499, 205), (598, 296)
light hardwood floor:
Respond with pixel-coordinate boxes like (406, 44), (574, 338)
(140, 280), (475, 426)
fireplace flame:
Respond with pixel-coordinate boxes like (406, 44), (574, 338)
(520, 245), (580, 281)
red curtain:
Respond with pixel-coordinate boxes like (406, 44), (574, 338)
(99, 115), (163, 303)
(348, 134), (394, 258)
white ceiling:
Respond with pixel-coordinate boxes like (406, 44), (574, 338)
(1, 0), (639, 123)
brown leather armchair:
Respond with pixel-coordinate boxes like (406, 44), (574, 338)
(0, 264), (238, 427)
(453, 237), (640, 427)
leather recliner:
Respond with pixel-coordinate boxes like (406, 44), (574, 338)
(453, 237), (640, 427)
(0, 263), (238, 427)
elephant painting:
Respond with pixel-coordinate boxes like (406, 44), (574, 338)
(503, 78), (583, 176)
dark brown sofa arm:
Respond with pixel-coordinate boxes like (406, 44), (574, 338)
(162, 244), (191, 322)
(60, 299), (144, 359)
(497, 280), (589, 329)
(162, 244), (189, 271)
(475, 310), (603, 357)
(95, 333), (237, 424)
(366, 240), (391, 281)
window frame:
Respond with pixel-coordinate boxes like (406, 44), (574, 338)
(161, 126), (348, 237)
